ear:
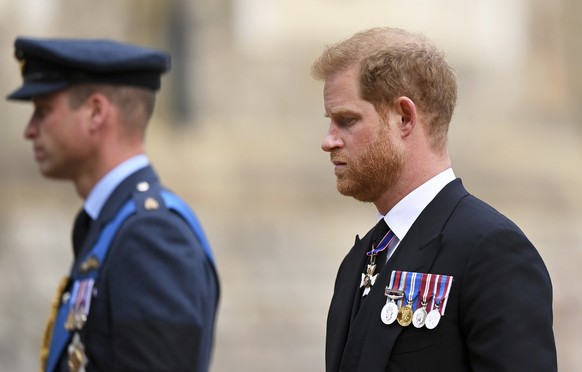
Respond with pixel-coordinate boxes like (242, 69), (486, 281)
(84, 93), (111, 132)
(394, 96), (417, 137)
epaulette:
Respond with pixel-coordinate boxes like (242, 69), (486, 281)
(130, 181), (168, 214)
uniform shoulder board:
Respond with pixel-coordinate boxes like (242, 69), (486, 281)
(131, 181), (167, 213)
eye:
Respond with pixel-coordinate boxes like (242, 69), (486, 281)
(32, 107), (46, 120)
(32, 104), (51, 120)
(338, 116), (356, 127)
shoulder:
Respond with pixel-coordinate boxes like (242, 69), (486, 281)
(99, 178), (204, 258)
(447, 193), (526, 238)
(104, 186), (214, 279)
(438, 192), (545, 271)
(120, 182), (199, 243)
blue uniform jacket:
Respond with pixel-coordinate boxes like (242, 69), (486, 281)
(56, 166), (219, 371)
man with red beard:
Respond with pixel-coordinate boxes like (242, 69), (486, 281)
(312, 27), (556, 372)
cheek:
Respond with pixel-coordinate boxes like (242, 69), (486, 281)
(50, 118), (87, 154)
(351, 127), (381, 153)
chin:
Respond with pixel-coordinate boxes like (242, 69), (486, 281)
(39, 167), (67, 180)
(337, 182), (377, 203)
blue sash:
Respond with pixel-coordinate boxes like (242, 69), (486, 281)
(45, 192), (214, 372)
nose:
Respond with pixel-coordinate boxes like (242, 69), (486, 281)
(321, 126), (343, 152)
(24, 118), (38, 140)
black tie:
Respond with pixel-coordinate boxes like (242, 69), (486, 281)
(370, 218), (390, 272)
(72, 209), (92, 256)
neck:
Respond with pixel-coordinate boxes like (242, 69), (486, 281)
(374, 153), (451, 215)
(74, 146), (145, 199)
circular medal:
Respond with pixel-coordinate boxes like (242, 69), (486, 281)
(425, 309), (441, 329)
(412, 307), (427, 328)
(381, 302), (398, 325)
(397, 305), (413, 327)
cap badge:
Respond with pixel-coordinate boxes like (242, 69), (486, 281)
(18, 59), (26, 75)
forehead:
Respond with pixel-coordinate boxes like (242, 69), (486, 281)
(323, 65), (374, 114)
(324, 64), (359, 95)
(32, 89), (69, 105)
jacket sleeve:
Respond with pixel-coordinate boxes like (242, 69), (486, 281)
(460, 227), (557, 372)
(102, 210), (218, 371)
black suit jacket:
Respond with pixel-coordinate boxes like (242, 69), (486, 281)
(56, 166), (219, 372)
(326, 179), (556, 372)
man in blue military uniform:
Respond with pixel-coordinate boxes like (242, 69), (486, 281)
(7, 37), (219, 372)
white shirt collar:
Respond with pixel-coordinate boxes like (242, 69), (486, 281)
(84, 154), (149, 219)
(383, 168), (456, 242)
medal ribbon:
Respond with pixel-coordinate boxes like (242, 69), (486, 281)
(396, 271), (407, 308)
(387, 270), (397, 289)
(418, 273), (432, 309)
(428, 274), (453, 315)
(409, 272), (423, 311)
(69, 279), (95, 328)
(437, 275), (453, 315)
(406, 273), (416, 306)
(366, 229), (395, 257)
(360, 228), (395, 296)
(389, 272), (452, 313)
(384, 270), (404, 305)
(387, 270), (404, 291)
(428, 274), (441, 312)
(393, 271), (423, 311)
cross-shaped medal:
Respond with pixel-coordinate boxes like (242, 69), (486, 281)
(360, 259), (378, 296)
(359, 225), (395, 297)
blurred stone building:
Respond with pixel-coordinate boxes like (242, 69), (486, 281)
(1, 0), (581, 371)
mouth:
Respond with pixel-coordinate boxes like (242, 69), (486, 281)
(33, 146), (45, 161)
(330, 155), (347, 172)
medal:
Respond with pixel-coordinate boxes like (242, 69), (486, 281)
(425, 307), (441, 329)
(397, 304), (413, 326)
(360, 227), (395, 297)
(381, 287), (404, 325)
(381, 302), (399, 325)
(381, 271), (404, 325)
(424, 274), (453, 330)
(66, 279), (94, 331)
(382, 270), (454, 329)
(413, 273), (432, 328)
(360, 261), (378, 297)
(397, 272), (418, 327)
(67, 332), (88, 372)
(64, 279), (94, 370)
(412, 307), (427, 328)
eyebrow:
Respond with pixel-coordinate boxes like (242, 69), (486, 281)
(325, 108), (358, 117)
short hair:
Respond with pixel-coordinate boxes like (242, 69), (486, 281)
(67, 84), (156, 136)
(311, 27), (457, 151)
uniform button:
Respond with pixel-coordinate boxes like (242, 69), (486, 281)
(137, 182), (150, 192)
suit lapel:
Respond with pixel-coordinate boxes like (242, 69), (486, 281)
(349, 234), (375, 321)
(326, 231), (375, 372)
(337, 179), (469, 371)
